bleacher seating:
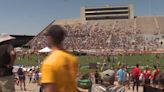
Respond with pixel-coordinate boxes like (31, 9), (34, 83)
(136, 17), (157, 34)
(26, 16), (164, 55)
(157, 17), (164, 34)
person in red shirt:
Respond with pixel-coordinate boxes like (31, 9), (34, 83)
(151, 65), (160, 87)
(143, 66), (151, 84)
(131, 64), (141, 92)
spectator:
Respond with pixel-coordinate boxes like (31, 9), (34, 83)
(90, 72), (95, 84)
(0, 34), (16, 92)
(17, 67), (26, 90)
(124, 72), (130, 90)
(27, 22), (159, 55)
(139, 71), (144, 85)
(32, 70), (35, 82)
(117, 65), (124, 85)
(95, 71), (100, 84)
(91, 69), (125, 92)
(122, 65), (130, 90)
(131, 64), (141, 92)
(143, 66), (151, 85)
(34, 71), (39, 83)
(40, 25), (78, 92)
(28, 69), (33, 83)
(151, 65), (160, 87)
(143, 72), (164, 92)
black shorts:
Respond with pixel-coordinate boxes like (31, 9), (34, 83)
(132, 77), (139, 83)
(18, 75), (25, 80)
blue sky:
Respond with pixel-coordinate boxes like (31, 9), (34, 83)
(0, 0), (164, 35)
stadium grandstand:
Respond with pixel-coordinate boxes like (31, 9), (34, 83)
(26, 5), (164, 55)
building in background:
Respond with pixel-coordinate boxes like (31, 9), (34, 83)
(80, 4), (133, 21)
(11, 35), (34, 47)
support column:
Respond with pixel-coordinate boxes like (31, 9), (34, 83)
(80, 7), (86, 22)
(129, 4), (134, 19)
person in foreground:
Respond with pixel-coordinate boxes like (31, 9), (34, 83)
(40, 25), (78, 92)
(0, 34), (16, 92)
(91, 69), (125, 92)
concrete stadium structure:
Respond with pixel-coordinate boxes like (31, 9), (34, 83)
(27, 5), (164, 55)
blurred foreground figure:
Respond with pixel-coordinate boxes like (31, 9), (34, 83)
(0, 34), (16, 92)
(40, 25), (78, 92)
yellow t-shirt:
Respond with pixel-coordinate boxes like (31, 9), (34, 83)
(40, 50), (78, 92)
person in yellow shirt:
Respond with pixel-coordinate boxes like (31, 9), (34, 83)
(40, 25), (78, 92)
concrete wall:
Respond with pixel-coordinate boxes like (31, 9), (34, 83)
(80, 5), (134, 21)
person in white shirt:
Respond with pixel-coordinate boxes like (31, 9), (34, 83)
(139, 71), (144, 85)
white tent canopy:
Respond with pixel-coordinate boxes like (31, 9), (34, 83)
(14, 47), (23, 52)
(38, 47), (51, 53)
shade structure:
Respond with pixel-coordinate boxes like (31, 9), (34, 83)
(38, 47), (51, 53)
(14, 47), (23, 52)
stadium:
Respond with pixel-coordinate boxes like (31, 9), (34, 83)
(1, 1), (164, 91)
(14, 4), (164, 92)
(22, 5), (164, 73)
(27, 5), (164, 55)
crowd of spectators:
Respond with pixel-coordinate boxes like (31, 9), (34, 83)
(27, 20), (163, 55)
